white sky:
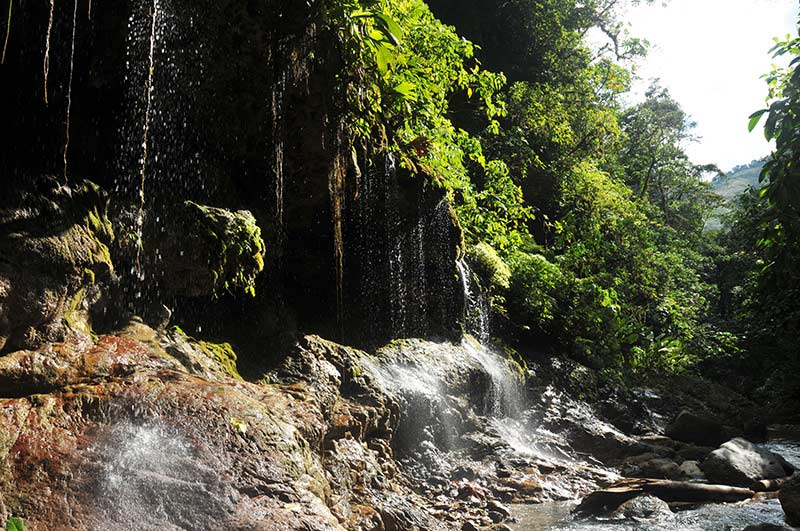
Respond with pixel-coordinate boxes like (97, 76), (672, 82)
(621, 0), (798, 172)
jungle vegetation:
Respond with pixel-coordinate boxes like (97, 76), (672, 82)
(320, 0), (800, 396)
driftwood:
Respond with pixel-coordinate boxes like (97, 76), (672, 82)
(751, 476), (792, 492)
(574, 478), (754, 516)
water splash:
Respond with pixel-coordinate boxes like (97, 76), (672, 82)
(134, 0), (160, 276)
(461, 336), (521, 417)
(62, 0), (78, 181)
(43, 0), (54, 105)
(88, 421), (235, 529)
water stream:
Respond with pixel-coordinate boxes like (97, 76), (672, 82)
(511, 440), (800, 530)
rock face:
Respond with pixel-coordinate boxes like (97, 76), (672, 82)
(0, 178), (115, 353)
(665, 410), (731, 448)
(0, 327), (455, 530)
(701, 438), (795, 487)
(779, 474), (800, 526)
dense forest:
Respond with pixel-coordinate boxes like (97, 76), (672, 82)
(1, 0), (800, 529)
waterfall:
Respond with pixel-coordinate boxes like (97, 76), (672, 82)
(134, 0), (160, 278)
(457, 259), (491, 344)
(62, 0), (78, 181)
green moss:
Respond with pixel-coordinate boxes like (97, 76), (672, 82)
(185, 201), (266, 298)
(63, 287), (92, 336)
(197, 340), (243, 381)
(467, 242), (511, 292)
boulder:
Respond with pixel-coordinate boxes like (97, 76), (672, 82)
(701, 438), (795, 487)
(0, 177), (115, 352)
(678, 460), (705, 480)
(621, 457), (683, 480)
(779, 474), (800, 526)
(155, 201), (265, 298)
(665, 410), (731, 447)
(609, 494), (673, 521)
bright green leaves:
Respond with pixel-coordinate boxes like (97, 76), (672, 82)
(6, 518), (25, 531)
(391, 80), (416, 100)
(748, 109), (767, 133)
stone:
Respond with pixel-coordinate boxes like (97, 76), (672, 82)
(742, 525), (793, 531)
(155, 200), (265, 298)
(678, 460), (705, 480)
(779, 474), (800, 526)
(609, 494), (673, 521)
(665, 410), (731, 447)
(701, 438), (795, 487)
(486, 500), (511, 518)
(620, 455), (682, 480)
(0, 178), (115, 352)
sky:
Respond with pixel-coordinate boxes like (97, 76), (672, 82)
(620, 0), (799, 172)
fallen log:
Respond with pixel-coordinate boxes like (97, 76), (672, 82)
(751, 476), (791, 492)
(574, 478), (754, 516)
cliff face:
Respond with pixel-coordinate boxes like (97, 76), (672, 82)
(0, 0), (463, 352)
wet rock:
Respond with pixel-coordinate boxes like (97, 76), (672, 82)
(675, 443), (713, 462)
(0, 329), (455, 530)
(779, 474), (800, 526)
(155, 200), (265, 298)
(0, 177), (115, 352)
(678, 460), (705, 480)
(609, 494), (673, 521)
(665, 410), (731, 448)
(486, 500), (511, 518)
(701, 438), (795, 487)
(626, 458), (683, 480)
(743, 524), (794, 531)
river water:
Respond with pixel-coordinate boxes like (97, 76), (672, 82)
(511, 440), (800, 531)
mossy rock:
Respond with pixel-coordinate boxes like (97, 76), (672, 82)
(197, 341), (243, 381)
(466, 242), (511, 292)
(0, 177), (115, 351)
(155, 201), (265, 298)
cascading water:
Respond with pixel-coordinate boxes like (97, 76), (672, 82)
(457, 259), (491, 344)
(133, 0), (160, 276)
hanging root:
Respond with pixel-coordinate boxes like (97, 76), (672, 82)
(62, 0), (78, 182)
(87, 0), (91, 19)
(44, 0), (54, 104)
(1, 0), (12, 64)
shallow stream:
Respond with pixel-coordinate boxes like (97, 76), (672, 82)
(511, 440), (800, 531)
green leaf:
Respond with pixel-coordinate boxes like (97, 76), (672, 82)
(392, 80), (417, 100)
(373, 12), (403, 46)
(6, 517), (25, 531)
(747, 109), (767, 132)
(375, 43), (393, 74)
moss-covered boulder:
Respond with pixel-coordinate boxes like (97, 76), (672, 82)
(155, 201), (265, 298)
(0, 177), (115, 352)
(466, 242), (511, 293)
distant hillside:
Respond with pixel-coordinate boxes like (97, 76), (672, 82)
(706, 159), (766, 230)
